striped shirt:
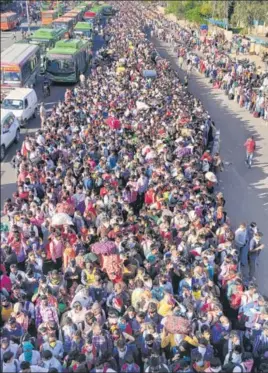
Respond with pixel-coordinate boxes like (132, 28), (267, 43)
(253, 332), (268, 356)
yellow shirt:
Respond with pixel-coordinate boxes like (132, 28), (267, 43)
(161, 332), (176, 348)
(157, 299), (172, 317)
(84, 268), (96, 286)
(131, 288), (144, 309)
(1, 305), (13, 322)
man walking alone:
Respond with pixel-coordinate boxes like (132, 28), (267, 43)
(244, 136), (256, 168)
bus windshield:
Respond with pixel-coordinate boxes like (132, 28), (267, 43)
(53, 22), (68, 30)
(2, 99), (23, 110)
(74, 30), (91, 38)
(47, 58), (75, 73)
(2, 71), (20, 82)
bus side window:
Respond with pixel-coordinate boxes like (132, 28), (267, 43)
(30, 57), (37, 71)
(21, 60), (32, 82)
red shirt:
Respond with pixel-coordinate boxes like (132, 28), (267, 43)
(244, 139), (255, 153)
(0, 274), (12, 292)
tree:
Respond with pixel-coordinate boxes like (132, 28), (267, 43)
(185, 6), (204, 24)
(200, 2), (213, 18)
(211, 0), (227, 20)
(231, 1), (268, 29)
(165, 1), (186, 17)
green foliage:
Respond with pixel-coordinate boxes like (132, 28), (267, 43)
(165, 1), (183, 16)
(231, 1), (268, 29)
(200, 2), (212, 17)
(165, 0), (212, 24)
(185, 7), (205, 24)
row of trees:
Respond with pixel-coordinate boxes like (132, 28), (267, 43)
(165, 1), (268, 29)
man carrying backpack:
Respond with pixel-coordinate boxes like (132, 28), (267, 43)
(223, 345), (243, 370)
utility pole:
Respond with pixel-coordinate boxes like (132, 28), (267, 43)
(212, 0), (216, 19)
(25, 0), (30, 33)
(225, 0), (229, 30)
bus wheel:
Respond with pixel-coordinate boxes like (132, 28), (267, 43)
(14, 130), (20, 144)
(0, 145), (6, 162)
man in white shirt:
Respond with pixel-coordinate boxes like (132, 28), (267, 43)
(36, 131), (45, 146)
(79, 73), (86, 88)
(234, 223), (248, 266)
(3, 351), (20, 373)
(41, 350), (62, 372)
(1, 338), (19, 361)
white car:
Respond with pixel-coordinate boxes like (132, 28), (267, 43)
(0, 111), (20, 161)
(1, 88), (38, 127)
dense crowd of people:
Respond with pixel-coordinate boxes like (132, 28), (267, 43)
(1, 2), (268, 373)
(147, 11), (268, 122)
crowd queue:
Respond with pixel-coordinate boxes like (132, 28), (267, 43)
(148, 10), (268, 122)
(1, 2), (268, 373)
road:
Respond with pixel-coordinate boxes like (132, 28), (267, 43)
(152, 37), (268, 295)
(0, 30), (105, 216)
(1, 21), (42, 52)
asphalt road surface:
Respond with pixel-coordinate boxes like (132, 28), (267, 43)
(151, 37), (268, 295)
(0, 21), (42, 52)
(1, 25), (268, 295)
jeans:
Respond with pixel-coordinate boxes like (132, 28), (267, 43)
(249, 254), (259, 279)
(246, 152), (253, 166)
(244, 101), (250, 110)
(239, 243), (249, 266)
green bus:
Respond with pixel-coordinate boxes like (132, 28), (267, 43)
(29, 28), (67, 74)
(46, 39), (91, 83)
(74, 5), (88, 15)
(74, 22), (93, 40)
(101, 4), (116, 16)
(90, 5), (103, 16)
(57, 2), (65, 16)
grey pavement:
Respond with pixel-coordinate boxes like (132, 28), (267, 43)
(0, 21), (42, 52)
(152, 37), (268, 295)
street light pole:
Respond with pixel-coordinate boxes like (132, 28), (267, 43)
(226, 0), (229, 31)
(25, 0), (30, 33)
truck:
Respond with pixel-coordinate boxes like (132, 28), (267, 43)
(46, 39), (91, 83)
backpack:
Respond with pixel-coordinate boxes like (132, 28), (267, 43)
(34, 185), (45, 199)
(83, 177), (93, 190)
(222, 352), (244, 372)
(222, 362), (244, 372)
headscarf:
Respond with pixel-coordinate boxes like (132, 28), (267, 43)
(23, 341), (34, 362)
